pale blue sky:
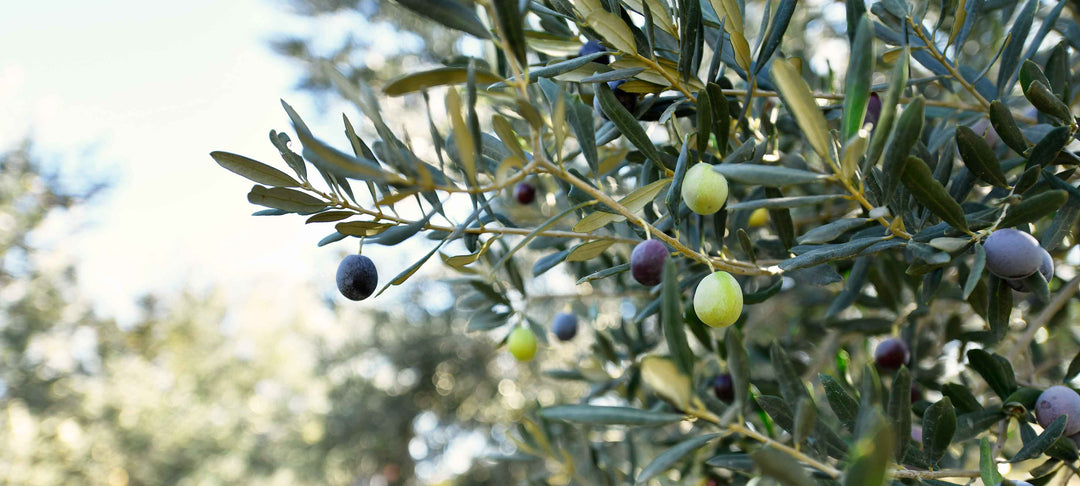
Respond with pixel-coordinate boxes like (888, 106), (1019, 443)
(0, 0), (392, 323)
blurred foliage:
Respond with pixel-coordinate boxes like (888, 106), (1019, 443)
(0, 144), (567, 485)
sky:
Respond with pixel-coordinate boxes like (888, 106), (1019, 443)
(0, 0), (401, 324)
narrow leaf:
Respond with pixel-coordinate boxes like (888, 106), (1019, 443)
(596, 82), (666, 169)
(384, 67), (502, 96)
(998, 190), (1068, 228)
(989, 100), (1029, 154)
(841, 16), (874, 140)
(822, 374), (859, 432)
(922, 397), (956, 464)
(980, 437), (1003, 485)
(888, 367), (912, 462)
(247, 186), (327, 214)
(712, 163), (828, 186)
(212, 151), (301, 187)
(637, 434), (720, 483)
(1012, 415), (1067, 462)
(662, 259), (694, 375)
(395, 0), (491, 39)
(537, 405), (684, 426)
(901, 156), (969, 232)
(955, 126), (1009, 188)
(771, 58), (834, 162)
(883, 97), (926, 198)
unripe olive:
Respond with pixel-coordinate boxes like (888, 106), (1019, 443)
(552, 313), (578, 341)
(984, 229), (1045, 279)
(1035, 385), (1080, 436)
(748, 208), (769, 227)
(336, 254), (378, 301)
(874, 338), (909, 371)
(680, 163), (729, 215)
(630, 239), (668, 286)
(692, 271), (743, 328)
(507, 327), (538, 361)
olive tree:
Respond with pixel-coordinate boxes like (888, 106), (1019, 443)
(213, 0), (1080, 483)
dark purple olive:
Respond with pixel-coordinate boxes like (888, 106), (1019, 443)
(1006, 247), (1054, 292)
(984, 229), (1044, 279)
(514, 182), (536, 205)
(630, 239), (668, 286)
(911, 384), (922, 403)
(578, 39), (610, 65)
(336, 254), (378, 301)
(712, 374), (734, 402)
(874, 338), (909, 371)
(865, 92), (882, 128)
(552, 312), (578, 341)
(1036, 385), (1080, 436)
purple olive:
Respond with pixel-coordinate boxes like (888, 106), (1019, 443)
(578, 39), (610, 65)
(712, 374), (734, 402)
(911, 425), (923, 443)
(1036, 385), (1080, 436)
(514, 182), (536, 204)
(995, 481), (1034, 486)
(866, 92), (882, 128)
(1006, 247), (1054, 292)
(336, 254), (378, 301)
(984, 229), (1044, 279)
(630, 239), (668, 286)
(552, 312), (578, 341)
(874, 338), (909, 371)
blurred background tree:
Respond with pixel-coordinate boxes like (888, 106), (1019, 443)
(0, 142), (565, 485)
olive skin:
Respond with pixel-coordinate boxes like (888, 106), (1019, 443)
(630, 239), (668, 286)
(874, 338), (909, 371)
(984, 229), (1045, 279)
(552, 313), (578, 341)
(336, 254), (378, 301)
(865, 92), (882, 128)
(514, 182), (536, 204)
(680, 163), (729, 215)
(1036, 385), (1080, 436)
(712, 374), (734, 402)
(1006, 247), (1054, 292)
(507, 327), (538, 361)
(692, 271), (743, 328)
(578, 39), (610, 65)
(995, 481), (1034, 486)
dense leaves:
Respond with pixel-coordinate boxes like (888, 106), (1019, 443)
(211, 0), (1080, 484)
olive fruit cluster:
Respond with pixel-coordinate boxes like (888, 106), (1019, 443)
(983, 229), (1054, 291)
